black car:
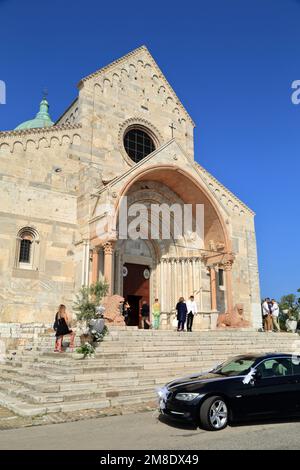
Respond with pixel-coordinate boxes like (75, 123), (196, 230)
(158, 353), (300, 431)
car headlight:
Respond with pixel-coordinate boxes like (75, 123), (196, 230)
(175, 393), (202, 401)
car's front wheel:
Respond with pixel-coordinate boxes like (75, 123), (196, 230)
(199, 396), (228, 431)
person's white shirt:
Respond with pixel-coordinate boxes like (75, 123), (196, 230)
(271, 302), (280, 317)
(186, 299), (197, 315)
(262, 301), (270, 316)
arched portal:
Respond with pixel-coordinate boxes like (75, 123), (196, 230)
(91, 165), (235, 329)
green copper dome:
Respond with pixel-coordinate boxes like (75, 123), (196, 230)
(15, 98), (54, 130)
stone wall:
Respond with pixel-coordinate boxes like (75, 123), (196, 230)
(0, 322), (51, 351)
(0, 125), (83, 323)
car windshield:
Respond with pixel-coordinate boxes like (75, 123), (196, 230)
(212, 357), (257, 377)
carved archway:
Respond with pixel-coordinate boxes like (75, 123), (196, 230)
(112, 165), (234, 316)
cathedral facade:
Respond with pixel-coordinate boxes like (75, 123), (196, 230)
(0, 46), (261, 329)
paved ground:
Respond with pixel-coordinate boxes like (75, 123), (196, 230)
(0, 403), (156, 430)
(0, 410), (300, 450)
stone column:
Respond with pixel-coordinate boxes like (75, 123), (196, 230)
(188, 258), (192, 297)
(85, 241), (91, 286)
(159, 258), (166, 311)
(224, 261), (234, 313)
(192, 257), (195, 295)
(91, 247), (100, 284)
(198, 257), (203, 312)
(170, 258), (175, 309)
(164, 258), (173, 312)
(81, 240), (90, 286)
(209, 266), (218, 311)
(180, 258), (184, 296)
(103, 241), (114, 295)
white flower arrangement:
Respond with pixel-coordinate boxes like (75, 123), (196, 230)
(76, 342), (95, 358)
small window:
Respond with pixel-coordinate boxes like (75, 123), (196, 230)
(17, 227), (39, 270)
(218, 268), (224, 287)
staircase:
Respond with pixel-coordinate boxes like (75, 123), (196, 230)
(0, 327), (299, 417)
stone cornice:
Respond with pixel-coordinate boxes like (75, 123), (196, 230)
(78, 45), (195, 127)
(0, 123), (82, 140)
(0, 124), (82, 152)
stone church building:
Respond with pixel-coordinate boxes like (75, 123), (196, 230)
(0, 46), (261, 330)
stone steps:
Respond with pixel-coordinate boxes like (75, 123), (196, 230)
(0, 379), (158, 405)
(0, 362), (212, 385)
(0, 328), (298, 417)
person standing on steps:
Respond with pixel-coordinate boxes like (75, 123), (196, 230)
(152, 298), (161, 329)
(176, 297), (188, 331)
(141, 300), (151, 329)
(122, 300), (131, 326)
(186, 295), (197, 332)
(271, 299), (280, 332)
(262, 298), (273, 332)
(53, 304), (75, 352)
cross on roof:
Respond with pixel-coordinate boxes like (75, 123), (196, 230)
(169, 123), (176, 138)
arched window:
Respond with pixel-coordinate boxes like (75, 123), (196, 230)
(19, 238), (32, 263)
(17, 227), (39, 270)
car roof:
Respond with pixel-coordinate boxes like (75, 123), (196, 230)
(234, 353), (295, 361)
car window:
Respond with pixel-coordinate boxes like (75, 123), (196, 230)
(214, 358), (257, 376)
(292, 357), (300, 375)
(256, 358), (294, 378)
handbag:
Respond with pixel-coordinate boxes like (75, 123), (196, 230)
(53, 315), (59, 331)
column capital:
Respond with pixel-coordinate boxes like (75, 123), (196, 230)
(102, 241), (115, 255)
(221, 252), (235, 271)
(223, 260), (233, 271)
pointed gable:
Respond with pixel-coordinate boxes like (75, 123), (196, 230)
(78, 45), (195, 127)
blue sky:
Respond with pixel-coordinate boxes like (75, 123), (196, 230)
(0, 0), (299, 299)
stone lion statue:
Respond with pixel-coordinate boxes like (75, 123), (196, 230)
(102, 295), (125, 325)
(217, 304), (250, 328)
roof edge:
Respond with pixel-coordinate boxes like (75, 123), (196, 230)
(195, 162), (255, 216)
(55, 97), (79, 125)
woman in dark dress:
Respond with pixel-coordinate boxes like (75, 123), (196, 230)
(176, 297), (188, 332)
(122, 300), (131, 326)
(141, 300), (151, 329)
(53, 304), (75, 352)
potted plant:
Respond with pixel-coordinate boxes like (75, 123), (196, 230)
(286, 307), (299, 333)
(279, 292), (300, 333)
(73, 280), (109, 357)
